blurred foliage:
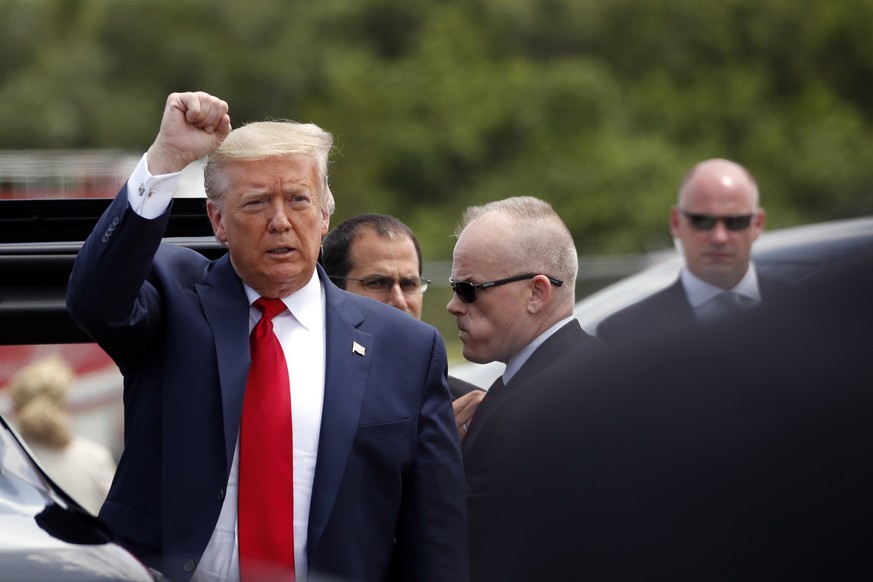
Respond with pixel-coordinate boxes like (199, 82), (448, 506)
(2, 0), (872, 258)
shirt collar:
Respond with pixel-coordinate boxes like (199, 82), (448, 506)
(503, 315), (575, 384)
(680, 262), (761, 308)
(243, 269), (325, 331)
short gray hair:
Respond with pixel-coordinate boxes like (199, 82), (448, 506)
(204, 120), (335, 215)
(457, 196), (578, 301)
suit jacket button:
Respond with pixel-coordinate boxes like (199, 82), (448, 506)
(111, 216), (120, 226)
(217, 488), (225, 501)
(183, 559), (196, 573)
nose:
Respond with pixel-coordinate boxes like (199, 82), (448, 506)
(710, 220), (730, 243)
(447, 292), (464, 316)
(384, 283), (408, 310)
(267, 199), (292, 232)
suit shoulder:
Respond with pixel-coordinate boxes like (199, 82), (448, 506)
(595, 282), (687, 344)
(597, 284), (674, 329)
(340, 290), (438, 336)
(758, 273), (793, 301)
(152, 242), (216, 281)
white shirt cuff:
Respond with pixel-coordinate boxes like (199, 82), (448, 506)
(126, 153), (184, 219)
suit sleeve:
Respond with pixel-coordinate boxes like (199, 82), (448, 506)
(66, 187), (171, 371)
(393, 329), (470, 582)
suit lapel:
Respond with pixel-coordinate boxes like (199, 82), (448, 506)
(508, 321), (588, 388)
(196, 263), (383, 554)
(196, 255), (251, 471)
(463, 321), (591, 459)
(307, 267), (373, 555)
(664, 278), (698, 324)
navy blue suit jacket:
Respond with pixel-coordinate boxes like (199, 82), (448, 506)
(67, 191), (469, 582)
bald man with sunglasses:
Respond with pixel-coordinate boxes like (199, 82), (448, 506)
(597, 158), (781, 346)
(446, 196), (606, 581)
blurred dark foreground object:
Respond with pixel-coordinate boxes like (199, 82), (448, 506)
(481, 244), (873, 581)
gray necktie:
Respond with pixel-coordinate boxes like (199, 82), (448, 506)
(697, 292), (756, 322)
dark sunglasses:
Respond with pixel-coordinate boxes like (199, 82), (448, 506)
(681, 210), (755, 232)
(333, 276), (430, 294)
(449, 273), (563, 304)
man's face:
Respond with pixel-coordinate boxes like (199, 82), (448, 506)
(447, 215), (536, 365)
(207, 154), (329, 298)
(345, 229), (424, 319)
(671, 166), (765, 290)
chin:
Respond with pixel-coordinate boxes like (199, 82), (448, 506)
(462, 349), (488, 365)
(272, 263), (313, 282)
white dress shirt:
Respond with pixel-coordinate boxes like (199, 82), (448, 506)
(125, 155), (326, 582)
(680, 264), (762, 321)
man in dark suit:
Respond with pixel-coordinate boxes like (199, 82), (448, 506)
(445, 196), (606, 580)
(597, 158), (775, 345)
(477, 243), (873, 581)
(321, 213), (482, 399)
(67, 92), (468, 582)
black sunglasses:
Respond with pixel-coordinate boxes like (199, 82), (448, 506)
(680, 210), (755, 232)
(449, 273), (563, 304)
(333, 276), (430, 294)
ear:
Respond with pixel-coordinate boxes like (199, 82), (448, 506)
(527, 275), (554, 315)
(206, 201), (227, 244)
(321, 207), (330, 238)
(752, 208), (766, 240)
(669, 206), (681, 237)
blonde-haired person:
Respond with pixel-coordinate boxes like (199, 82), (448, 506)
(10, 355), (116, 515)
(66, 91), (467, 582)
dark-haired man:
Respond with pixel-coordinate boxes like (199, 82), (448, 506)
(322, 214), (482, 399)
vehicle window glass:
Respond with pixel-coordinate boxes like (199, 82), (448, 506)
(0, 419), (53, 513)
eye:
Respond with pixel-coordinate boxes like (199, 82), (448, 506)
(362, 277), (392, 292)
(287, 193), (312, 207)
(399, 278), (422, 292)
(242, 198), (266, 208)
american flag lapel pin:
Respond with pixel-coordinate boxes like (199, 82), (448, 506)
(352, 341), (366, 357)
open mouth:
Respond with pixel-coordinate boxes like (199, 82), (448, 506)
(267, 247), (293, 256)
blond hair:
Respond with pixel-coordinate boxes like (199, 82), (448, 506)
(9, 356), (74, 448)
(203, 120), (336, 215)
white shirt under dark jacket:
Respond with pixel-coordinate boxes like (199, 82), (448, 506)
(680, 264), (761, 322)
(126, 155), (326, 582)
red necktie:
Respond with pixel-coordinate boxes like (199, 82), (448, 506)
(239, 298), (295, 581)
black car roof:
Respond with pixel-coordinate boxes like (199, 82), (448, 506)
(0, 198), (224, 345)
